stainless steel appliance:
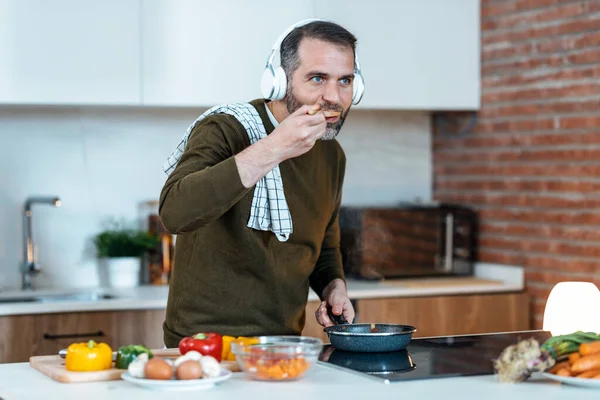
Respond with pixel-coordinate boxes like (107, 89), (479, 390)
(338, 203), (478, 280)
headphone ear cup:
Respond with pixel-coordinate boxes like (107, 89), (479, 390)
(352, 71), (365, 105)
(272, 66), (288, 100)
(261, 65), (277, 100)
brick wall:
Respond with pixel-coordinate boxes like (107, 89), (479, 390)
(433, 0), (600, 329)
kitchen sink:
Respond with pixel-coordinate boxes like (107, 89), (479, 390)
(36, 293), (118, 302)
(0, 296), (39, 304)
(0, 292), (118, 304)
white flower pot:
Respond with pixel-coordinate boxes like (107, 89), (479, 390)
(99, 257), (141, 289)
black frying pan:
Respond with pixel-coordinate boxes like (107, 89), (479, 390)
(324, 306), (416, 353)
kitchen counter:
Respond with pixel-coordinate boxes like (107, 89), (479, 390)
(0, 263), (523, 317)
(0, 360), (595, 400)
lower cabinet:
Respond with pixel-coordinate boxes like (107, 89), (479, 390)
(301, 292), (530, 340)
(356, 292), (530, 338)
(0, 315), (37, 364)
(301, 301), (330, 343)
(0, 309), (166, 364)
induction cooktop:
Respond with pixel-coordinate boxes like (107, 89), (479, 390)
(318, 330), (552, 384)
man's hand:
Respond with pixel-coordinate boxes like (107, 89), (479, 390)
(234, 104), (326, 188)
(315, 278), (355, 327)
(268, 103), (327, 161)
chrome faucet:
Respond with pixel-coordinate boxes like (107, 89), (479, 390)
(21, 196), (61, 290)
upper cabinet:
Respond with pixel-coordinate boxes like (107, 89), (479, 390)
(314, 0), (481, 110)
(0, 0), (480, 110)
(140, 0), (315, 107)
(0, 0), (141, 105)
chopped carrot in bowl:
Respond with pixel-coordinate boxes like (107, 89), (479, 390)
(231, 336), (322, 381)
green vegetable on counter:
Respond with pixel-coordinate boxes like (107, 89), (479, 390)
(115, 344), (153, 369)
(540, 331), (600, 360)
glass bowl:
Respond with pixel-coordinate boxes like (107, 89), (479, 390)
(231, 336), (323, 381)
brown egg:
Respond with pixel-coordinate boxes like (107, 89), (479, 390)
(144, 357), (173, 380)
(175, 360), (203, 380)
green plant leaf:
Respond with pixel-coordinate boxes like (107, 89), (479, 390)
(93, 225), (160, 258)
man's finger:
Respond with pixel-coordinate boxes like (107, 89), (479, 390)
(305, 104), (321, 115)
(316, 301), (334, 327)
(342, 301), (355, 324)
(328, 292), (347, 314)
(306, 114), (327, 127)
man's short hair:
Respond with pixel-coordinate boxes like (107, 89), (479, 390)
(280, 21), (357, 77)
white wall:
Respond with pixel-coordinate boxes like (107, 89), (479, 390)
(0, 106), (431, 290)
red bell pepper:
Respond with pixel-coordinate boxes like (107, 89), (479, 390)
(179, 332), (223, 362)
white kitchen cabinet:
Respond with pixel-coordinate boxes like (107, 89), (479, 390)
(315, 0), (481, 110)
(140, 0), (315, 107)
(0, 0), (141, 105)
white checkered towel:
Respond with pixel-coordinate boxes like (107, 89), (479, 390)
(163, 103), (292, 242)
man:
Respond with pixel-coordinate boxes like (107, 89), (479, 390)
(159, 20), (360, 348)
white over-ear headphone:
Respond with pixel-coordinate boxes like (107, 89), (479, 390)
(260, 18), (365, 105)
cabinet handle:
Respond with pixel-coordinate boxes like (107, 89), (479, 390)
(43, 330), (105, 340)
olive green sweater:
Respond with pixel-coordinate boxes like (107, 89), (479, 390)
(159, 99), (346, 347)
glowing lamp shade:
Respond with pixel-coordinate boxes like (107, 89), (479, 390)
(543, 282), (600, 336)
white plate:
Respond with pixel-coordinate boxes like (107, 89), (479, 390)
(121, 368), (232, 391)
(542, 372), (600, 389)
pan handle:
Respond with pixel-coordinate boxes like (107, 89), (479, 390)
(327, 305), (349, 325)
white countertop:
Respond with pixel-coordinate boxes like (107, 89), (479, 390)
(0, 263), (523, 316)
(0, 359), (595, 400)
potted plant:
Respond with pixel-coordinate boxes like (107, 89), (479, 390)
(94, 222), (159, 288)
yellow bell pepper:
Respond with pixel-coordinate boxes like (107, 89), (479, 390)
(222, 336), (259, 361)
(222, 335), (235, 361)
(237, 336), (259, 346)
(65, 340), (113, 372)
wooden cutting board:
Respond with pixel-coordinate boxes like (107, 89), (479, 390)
(29, 348), (240, 383)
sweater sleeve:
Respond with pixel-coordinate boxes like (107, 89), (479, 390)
(309, 153), (347, 299)
(159, 116), (252, 234)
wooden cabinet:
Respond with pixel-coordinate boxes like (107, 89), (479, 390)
(0, 315), (37, 364)
(356, 293), (530, 338)
(35, 312), (115, 357)
(140, 0), (314, 106)
(315, 0), (481, 110)
(301, 301), (329, 343)
(0, 309), (166, 364)
(0, 0), (141, 105)
(301, 293), (530, 342)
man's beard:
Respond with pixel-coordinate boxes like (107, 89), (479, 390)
(285, 86), (348, 140)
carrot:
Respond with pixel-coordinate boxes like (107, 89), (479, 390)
(576, 369), (600, 378)
(549, 361), (570, 374)
(579, 341), (600, 356)
(569, 352), (581, 364)
(556, 368), (572, 376)
(572, 354), (600, 373)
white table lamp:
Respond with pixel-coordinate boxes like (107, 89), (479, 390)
(543, 281), (600, 336)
